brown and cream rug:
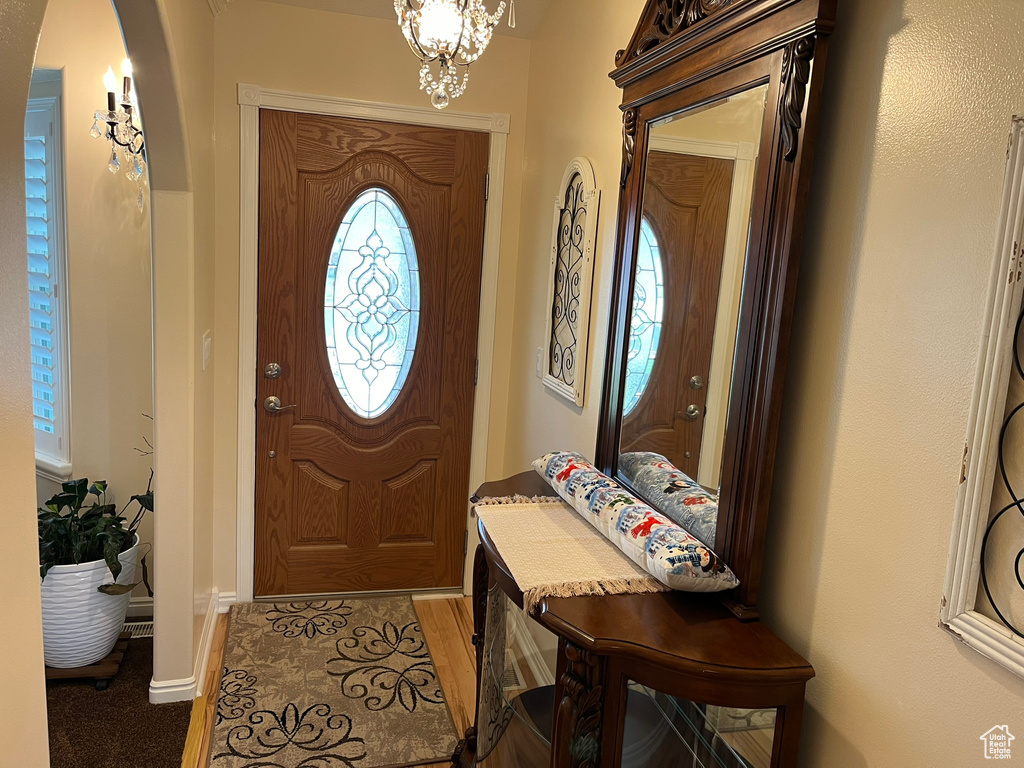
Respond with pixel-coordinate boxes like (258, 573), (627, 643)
(210, 596), (458, 768)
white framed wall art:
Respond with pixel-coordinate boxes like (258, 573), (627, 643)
(542, 157), (600, 407)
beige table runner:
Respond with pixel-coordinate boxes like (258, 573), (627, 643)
(475, 499), (669, 611)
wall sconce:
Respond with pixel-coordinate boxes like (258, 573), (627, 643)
(91, 58), (147, 211)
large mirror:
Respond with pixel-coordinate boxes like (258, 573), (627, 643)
(599, 6), (830, 617)
(616, 85), (768, 547)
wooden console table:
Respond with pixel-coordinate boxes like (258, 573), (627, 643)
(453, 473), (814, 768)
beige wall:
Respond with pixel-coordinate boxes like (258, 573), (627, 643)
(504, 0), (645, 471)
(210, 0), (532, 592)
(503, 0), (644, 669)
(0, 0), (51, 761)
(509, 0), (1024, 764)
(159, 0), (218, 684)
(762, 0), (1024, 764)
(110, 0), (216, 690)
(34, 0), (155, 603)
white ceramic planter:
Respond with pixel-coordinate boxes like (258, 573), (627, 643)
(40, 536), (139, 668)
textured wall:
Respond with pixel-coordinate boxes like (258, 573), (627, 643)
(761, 0), (1024, 764)
(508, 0), (1024, 764)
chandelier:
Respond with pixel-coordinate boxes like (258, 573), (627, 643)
(91, 59), (147, 211)
(394, 0), (515, 109)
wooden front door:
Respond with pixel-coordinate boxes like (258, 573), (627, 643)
(255, 110), (489, 597)
(621, 151), (733, 479)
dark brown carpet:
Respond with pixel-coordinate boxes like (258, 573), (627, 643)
(46, 637), (192, 768)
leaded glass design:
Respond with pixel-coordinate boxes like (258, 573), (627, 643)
(623, 218), (664, 416)
(325, 188), (420, 419)
(548, 172), (587, 388)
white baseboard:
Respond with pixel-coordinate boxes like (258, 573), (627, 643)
(193, 589), (220, 697)
(218, 590), (237, 614)
(127, 596), (154, 618)
(149, 675), (198, 704)
(509, 608), (556, 687)
(149, 590), (219, 704)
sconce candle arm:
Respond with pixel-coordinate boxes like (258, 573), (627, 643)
(92, 60), (148, 211)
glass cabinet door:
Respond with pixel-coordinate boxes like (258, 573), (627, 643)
(477, 586), (557, 767)
(623, 682), (777, 768)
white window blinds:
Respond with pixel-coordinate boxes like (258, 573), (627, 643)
(25, 78), (70, 479)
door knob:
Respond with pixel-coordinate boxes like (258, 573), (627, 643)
(264, 396), (297, 413)
(685, 404), (701, 420)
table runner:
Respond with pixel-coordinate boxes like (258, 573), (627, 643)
(475, 499), (669, 611)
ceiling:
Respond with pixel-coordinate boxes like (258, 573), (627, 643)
(257, 0), (551, 39)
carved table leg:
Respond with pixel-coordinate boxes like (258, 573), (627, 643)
(553, 639), (607, 768)
(452, 544), (489, 766)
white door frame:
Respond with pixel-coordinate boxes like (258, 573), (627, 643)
(648, 134), (756, 490)
(235, 84), (510, 603)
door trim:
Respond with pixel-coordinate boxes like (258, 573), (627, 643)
(648, 134), (756, 489)
(235, 83), (510, 603)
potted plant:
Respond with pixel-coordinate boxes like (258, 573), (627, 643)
(38, 475), (153, 668)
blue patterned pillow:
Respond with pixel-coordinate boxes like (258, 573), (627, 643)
(617, 452), (718, 548)
(532, 451), (738, 593)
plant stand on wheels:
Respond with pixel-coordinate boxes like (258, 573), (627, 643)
(44, 631), (131, 691)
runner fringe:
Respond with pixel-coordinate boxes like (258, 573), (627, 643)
(522, 577), (668, 613)
(474, 494), (560, 507)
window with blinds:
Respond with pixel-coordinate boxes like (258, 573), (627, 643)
(25, 72), (70, 479)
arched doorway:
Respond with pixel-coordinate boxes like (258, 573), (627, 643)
(1, 0), (202, 758)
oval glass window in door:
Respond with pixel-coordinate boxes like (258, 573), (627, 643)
(325, 188), (421, 419)
(623, 217), (665, 416)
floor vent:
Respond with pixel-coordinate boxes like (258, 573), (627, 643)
(502, 654), (527, 691)
(123, 620), (154, 639)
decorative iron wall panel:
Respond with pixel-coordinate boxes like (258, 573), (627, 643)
(542, 158), (600, 407)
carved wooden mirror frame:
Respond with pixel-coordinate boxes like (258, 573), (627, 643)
(596, 0), (838, 619)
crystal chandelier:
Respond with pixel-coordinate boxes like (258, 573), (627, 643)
(394, 0), (515, 110)
(91, 59), (147, 211)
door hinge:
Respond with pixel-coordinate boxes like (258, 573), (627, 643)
(464, 530), (469, 555)
(474, 358), (479, 386)
(485, 173), (490, 201)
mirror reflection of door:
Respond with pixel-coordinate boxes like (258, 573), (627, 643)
(618, 85), (768, 496)
(621, 151), (734, 482)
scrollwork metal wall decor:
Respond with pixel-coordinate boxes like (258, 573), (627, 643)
(980, 297), (1024, 639)
(543, 158), (601, 407)
(781, 36), (816, 161)
(941, 117), (1024, 680)
(550, 173), (587, 387)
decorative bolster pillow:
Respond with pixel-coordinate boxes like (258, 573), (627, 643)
(532, 451), (738, 593)
(617, 451), (718, 548)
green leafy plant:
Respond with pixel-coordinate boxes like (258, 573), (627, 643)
(38, 472), (154, 589)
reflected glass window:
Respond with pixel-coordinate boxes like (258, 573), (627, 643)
(623, 218), (664, 416)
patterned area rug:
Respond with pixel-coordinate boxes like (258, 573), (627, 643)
(210, 596), (458, 768)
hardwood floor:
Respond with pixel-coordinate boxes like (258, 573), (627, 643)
(183, 597), (476, 768)
(416, 596), (477, 767)
(181, 613), (230, 768)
